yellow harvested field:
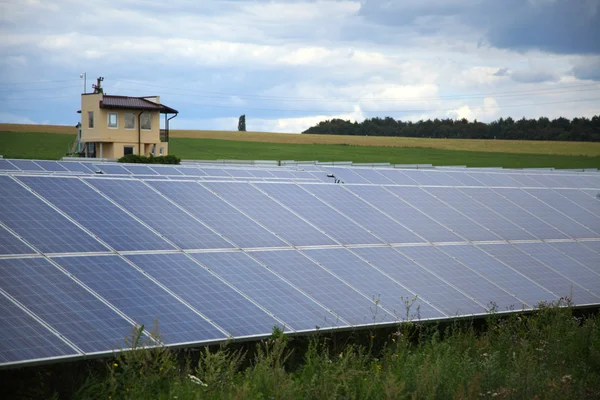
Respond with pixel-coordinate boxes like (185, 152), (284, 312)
(1, 124), (598, 156)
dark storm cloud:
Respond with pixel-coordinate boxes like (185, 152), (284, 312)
(356, 0), (600, 55)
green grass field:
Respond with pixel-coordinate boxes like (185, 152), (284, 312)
(2, 131), (600, 168)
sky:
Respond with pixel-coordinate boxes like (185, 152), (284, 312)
(1, 0), (599, 133)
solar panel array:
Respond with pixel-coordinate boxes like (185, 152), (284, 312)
(1, 158), (599, 367)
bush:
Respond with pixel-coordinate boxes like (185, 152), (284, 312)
(117, 154), (181, 164)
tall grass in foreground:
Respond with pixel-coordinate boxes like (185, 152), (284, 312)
(70, 301), (599, 399)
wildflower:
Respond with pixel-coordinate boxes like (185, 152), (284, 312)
(376, 365), (382, 370)
(113, 363), (118, 367)
(392, 338), (396, 343)
(339, 352), (343, 359)
(188, 374), (208, 387)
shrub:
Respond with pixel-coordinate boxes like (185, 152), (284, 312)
(117, 154), (181, 164)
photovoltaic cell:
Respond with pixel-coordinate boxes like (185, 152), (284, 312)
(176, 167), (207, 176)
(0, 225), (36, 255)
(514, 243), (600, 298)
(439, 244), (557, 307)
(19, 176), (175, 252)
(548, 242), (600, 274)
(346, 185), (463, 243)
(251, 250), (394, 326)
(202, 182), (337, 247)
(148, 181), (286, 248)
(424, 187), (536, 240)
(256, 183), (382, 245)
(34, 161), (69, 172)
(93, 164), (130, 175)
(60, 162), (95, 174)
(554, 189), (600, 217)
(193, 252), (338, 331)
(0, 176), (108, 254)
(493, 188), (597, 238)
(459, 188), (567, 240)
(376, 169), (419, 185)
(350, 169), (395, 184)
(53, 255), (226, 345)
(352, 246), (485, 316)
(0, 257), (134, 353)
(0, 293), (78, 365)
(387, 186), (501, 241)
(478, 244), (599, 305)
(304, 248), (444, 319)
(398, 246), (523, 311)
(127, 253), (282, 337)
(123, 165), (158, 175)
(86, 178), (234, 250)
(8, 159), (44, 171)
(301, 184), (424, 244)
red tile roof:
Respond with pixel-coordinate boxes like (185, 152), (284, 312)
(100, 95), (178, 113)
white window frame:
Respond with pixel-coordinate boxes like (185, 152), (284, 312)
(140, 113), (152, 130)
(124, 112), (135, 130)
(107, 112), (118, 129)
(88, 111), (94, 129)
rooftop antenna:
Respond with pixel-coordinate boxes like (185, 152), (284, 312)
(92, 77), (104, 94)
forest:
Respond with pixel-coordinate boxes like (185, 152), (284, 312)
(303, 116), (600, 141)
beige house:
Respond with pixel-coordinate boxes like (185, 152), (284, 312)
(78, 92), (178, 158)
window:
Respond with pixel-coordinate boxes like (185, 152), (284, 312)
(141, 113), (152, 130)
(159, 147), (164, 155)
(108, 112), (118, 128)
(124, 113), (135, 129)
(88, 111), (94, 128)
(123, 146), (134, 156)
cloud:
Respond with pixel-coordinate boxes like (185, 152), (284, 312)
(493, 68), (509, 77)
(570, 57), (600, 81)
(510, 70), (559, 83)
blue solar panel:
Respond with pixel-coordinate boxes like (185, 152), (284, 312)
(122, 165), (158, 175)
(387, 187), (501, 242)
(440, 244), (557, 307)
(514, 243), (600, 298)
(126, 253), (282, 337)
(556, 189), (600, 210)
(493, 188), (597, 238)
(0, 293), (78, 365)
(256, 183), (382, 245)
(459, 188), (567, 240)
(202, 182), (337, 247)
(35, 161), (69, 172)
(524, 189), (600, 235)
(176, 167), (207, 176)
(550, 242), (600, 274)
(328, 167), (371, 184)
(508, 174), (548, 187)
(86, 178), (234, 250)
(7, 159), (44, 171)
(401, 170), (444, 186)
(151, 165), (183, 176)
(0, 160), (19, 171)
(424, 187), (537, 240)
(304, 248), (444, 320)
(251, 250), (393, 326)
(0, 257), (135, 353)
(148, 181), (286, 248)
(398, 246), (524, 311)
(350, 169), (395, 184)
(53, 255), (226, 345)
(300, 184), (425, 244)
(443, 172), (486, 187)
(0, 225), (36, 255)
(19, 176), (175, 252)
(225, 169), (254, 178)
(93, 164), (130, 175)
(346, 185), (463, 243)
(192, 252), (339, 331)
(376, 169), (419, 185)
(0, 176), (108, 253)
(353, 247), (485, 316)
(248, 169), (275, 178)
(478, 244), (599, 305)
(60, 162), (94, 174)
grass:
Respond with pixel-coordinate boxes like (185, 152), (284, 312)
(2, 130), (600, 168)
(5, 301), (599, 399)
(169, 138), (600, 169)
(0, 131), (75, 160)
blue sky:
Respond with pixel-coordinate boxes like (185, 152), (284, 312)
(1, 0), (599, 133)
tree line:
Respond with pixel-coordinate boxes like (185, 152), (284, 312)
(302, 115), (600, 141)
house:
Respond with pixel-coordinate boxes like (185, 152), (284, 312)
(77, 78), (178, 158)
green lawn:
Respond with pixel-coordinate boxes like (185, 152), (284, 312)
(2, 131), (599, 169)
(0, 131), (75, 160)
(170, 138), (600, 169)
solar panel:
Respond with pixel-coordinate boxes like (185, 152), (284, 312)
(147, 181), (287, 248)
(85, 178), (234, 250)
(8, 159), (44, 171)
(0, 257), (135, 354)
(52, 255), (226, 345)
(202, 182), (337, 247)
(192, 251), (339, 331)
(0, 225), (36, 255)
(126, 253), (283, 336)
(122, 165), (158, 175)
(93, 164), (130, 175)
(0, 293), (78, 365)
(0, 159), (19, 171)
(255, 183), (383, 245)
(60, 162), (95, 174)
(0, 176), (109, 253)
(18, 176), (175, 252)
(35, 161), (69, 172)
